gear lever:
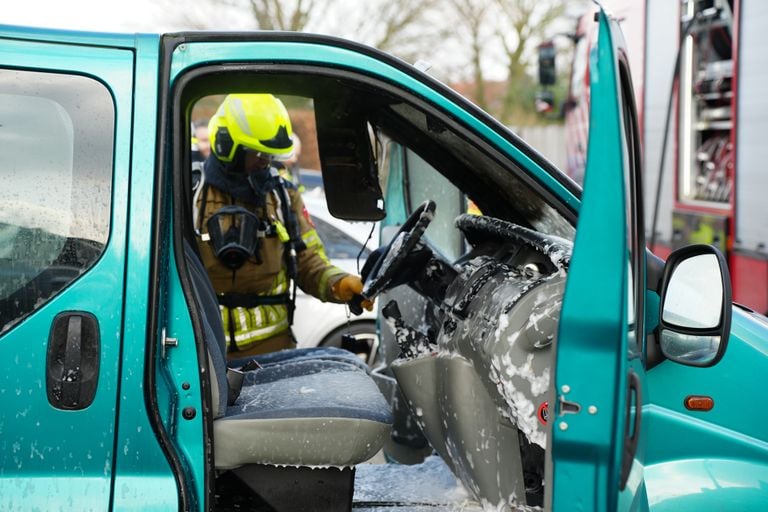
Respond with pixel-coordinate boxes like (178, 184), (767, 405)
(381, 300), (432, 358)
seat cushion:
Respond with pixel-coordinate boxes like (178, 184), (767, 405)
(241, 358), (365, 386)
(214, 365), (392, 469)
(229, 346), (368, 372)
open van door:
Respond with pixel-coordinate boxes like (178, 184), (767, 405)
(550, 9), (649, 510)
(0, 33), (134, 509)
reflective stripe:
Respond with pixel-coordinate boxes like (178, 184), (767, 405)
(273, 269), (288, 293)
(219, 268), (293, 349)
(318, 267), (347, 302)
(221, 303), (290, 347)
(302, 229), (329, 263)
(230, 97), (253, 136)
(237, 308), (248, 332)
(233, 316), (289, 344)
(220, 304), (230, 333)
(274, 220), (290, 242)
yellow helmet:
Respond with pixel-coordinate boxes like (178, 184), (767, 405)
(208, 94), (294, 163)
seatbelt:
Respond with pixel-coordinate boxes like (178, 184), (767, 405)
(226, 368), (245, 405)
(272, 174), (307, 326)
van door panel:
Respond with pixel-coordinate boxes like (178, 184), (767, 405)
(550, 10), (649, 510)
(0, 38), (132, 510)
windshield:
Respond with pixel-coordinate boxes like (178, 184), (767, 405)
(385, 103), (574, 240)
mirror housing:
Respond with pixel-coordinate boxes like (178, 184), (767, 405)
(658, 244), (732, 367)
(314, 96), (386, 221)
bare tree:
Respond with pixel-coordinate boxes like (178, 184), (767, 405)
(160, 0), (577, 123)
(449, 0), (492, 110)
(161, 0), (444, 62)
(245, 0), (329, 31)
(341, 0), (443, 54)
(493, 0), (566, 123)
(164, 0), (332, 31)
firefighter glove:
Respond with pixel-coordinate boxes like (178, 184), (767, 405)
(333, 275), (374, 311)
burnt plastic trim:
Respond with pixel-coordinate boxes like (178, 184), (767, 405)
(163, 31), (581, 204)
(143, 33), (195, 512)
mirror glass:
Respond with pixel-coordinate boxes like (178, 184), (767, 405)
(660, 330), (720, 365)
(662, 253), (723, 329)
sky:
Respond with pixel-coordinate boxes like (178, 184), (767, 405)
(2, 0), (584, 93)
(1, 1), (389, 45)
(4, 0), (187, 33)
(1, 0), (484, 80)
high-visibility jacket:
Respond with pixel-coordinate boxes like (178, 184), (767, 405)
(195, 176), (348, 353)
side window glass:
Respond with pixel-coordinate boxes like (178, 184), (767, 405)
(312, 216), (370, 260)
(0, 70), (114, 333)
(405, 149), (464, 261)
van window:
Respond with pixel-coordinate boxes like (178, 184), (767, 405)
(405, 149), (464, 261)
(0, 70), (114, 333)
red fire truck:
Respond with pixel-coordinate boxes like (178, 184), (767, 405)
(557, 0), (768, 313)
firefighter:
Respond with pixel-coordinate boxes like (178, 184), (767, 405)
(195, 93), (371, 358)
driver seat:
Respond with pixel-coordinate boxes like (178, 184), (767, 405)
(183, 241), (392, 508)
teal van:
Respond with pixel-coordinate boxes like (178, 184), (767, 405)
(2, 7), (767, 511)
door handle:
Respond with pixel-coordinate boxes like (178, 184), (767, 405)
(46, 312), (100, 410)
(619, 370), (642, 490)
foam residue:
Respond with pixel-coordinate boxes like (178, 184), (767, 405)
(354, 455), (478, 510)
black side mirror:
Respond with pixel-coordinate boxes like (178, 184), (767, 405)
(658, 244), (732, 367)
(537, 41), (556, 86)
(314, 95), (385, 222)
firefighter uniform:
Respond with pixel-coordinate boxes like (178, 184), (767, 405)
(196, 179), (350, 357)
(194, 93), (364, 358)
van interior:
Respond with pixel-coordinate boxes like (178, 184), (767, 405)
(174, 65), (576, 511)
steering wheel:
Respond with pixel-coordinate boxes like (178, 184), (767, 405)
(455, 214), (572, 270)
(361, 200), (436, 301)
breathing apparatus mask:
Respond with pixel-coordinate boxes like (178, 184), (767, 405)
(206, 205), (262, 270)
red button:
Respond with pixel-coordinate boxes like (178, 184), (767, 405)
(537, 401), (549, 425)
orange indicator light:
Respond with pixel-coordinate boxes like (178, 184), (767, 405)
(684, 395), (714, 411)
